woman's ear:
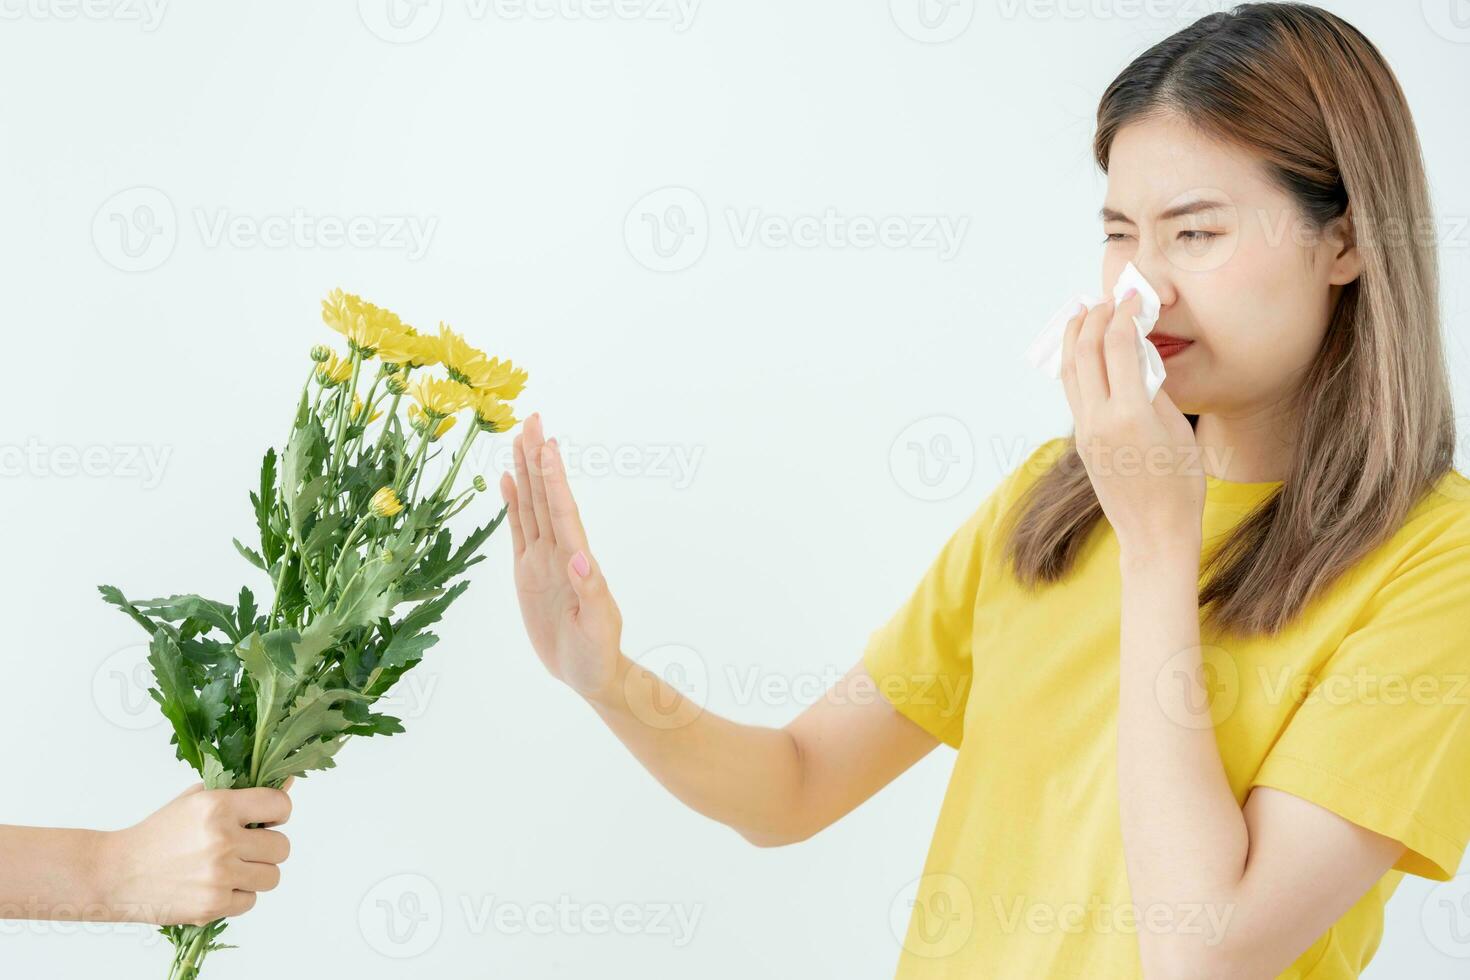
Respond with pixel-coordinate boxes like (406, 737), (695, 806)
(1324, 204), (1364, 286)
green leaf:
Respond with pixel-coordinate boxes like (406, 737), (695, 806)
(98, 585), (159, 637)
(199, 677), (231, 736)
(258, 735), (350, 785)
(237, 587), (258, 636)
(132, 595), (242, 644)
(233, 538), (267, 571)
(346, 712), (404, 737)
(200, 746), (237, 791)
(257, 684), (369, 782)
(303, 511), (347, 556)
(147, 629), (205, 773)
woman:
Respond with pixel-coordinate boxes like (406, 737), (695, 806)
(1, 782), (293, 927)
(501, 4), (1469, 977)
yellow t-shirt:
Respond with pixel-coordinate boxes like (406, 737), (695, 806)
(866, 435), (1470, 979)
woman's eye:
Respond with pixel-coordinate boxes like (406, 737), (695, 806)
(1102, 232), (1129, 243)
(1179, 230), (1218, 241)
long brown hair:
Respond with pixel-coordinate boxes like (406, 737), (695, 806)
(1003, 2), (1457, 637)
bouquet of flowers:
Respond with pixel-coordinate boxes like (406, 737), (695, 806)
(100, 290), (526, 979)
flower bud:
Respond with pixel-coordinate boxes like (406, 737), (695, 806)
(370, 486), (405, 519)
(386, 373), (409, 396)
(310, 344), (332, 363)
(473, 475), (488, 493)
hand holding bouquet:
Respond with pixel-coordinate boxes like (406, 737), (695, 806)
(100, 291), (526, 979)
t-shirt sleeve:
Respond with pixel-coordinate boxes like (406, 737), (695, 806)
(862, 437), (1064, 748)
(1249, 532), (1470, 881)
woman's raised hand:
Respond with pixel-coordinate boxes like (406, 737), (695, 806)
(500, 414), (624, 702)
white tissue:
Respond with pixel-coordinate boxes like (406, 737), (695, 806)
(1022, 261), (1167, 401)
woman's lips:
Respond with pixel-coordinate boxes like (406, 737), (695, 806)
(1149, 336), (1193, 359)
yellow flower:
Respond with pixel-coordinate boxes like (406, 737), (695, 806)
(472, 391), (518, 433)
(408, 403), (458, 441)
(431, 323), (526, 397)
(408, 375), (472, 420)
(352, 396), (383, 425)
(321, 289), (404, 358)
(315, 352), (353, 387)
(377, 325), (441, 370)
(473, 358), (528, 401)
(370, 487), (404, 519)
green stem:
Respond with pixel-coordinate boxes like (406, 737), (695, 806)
(431, 424), (481, 503)
(326, 513), (375, 594)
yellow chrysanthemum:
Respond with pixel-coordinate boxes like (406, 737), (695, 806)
(370, 486), (404, 518)
(321, 289), (404, 358)
(407, 403), (458, 441)
(408, 375), (472, 420)
(377, 325), (441, 370)
(352, 396), (383, 425)
(472, 392), (518, 434)
(315, 352), (353, 387)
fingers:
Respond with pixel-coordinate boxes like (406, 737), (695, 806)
(1059, 302), (1087, 420)
(237, 827), (291, 865)
(522, 414), (556, 546)
(541, 438), (589, 554)
(223, 787), (292, 828)
(1103, 290), (1146, 406)
(232, 859), (283, 895)
(1074, 298), (1113, 406)
(512, 431), (540, 543)
(222, 890), (260, 918)
(501, 472), (527, 554)
(566, 548), (607, 603)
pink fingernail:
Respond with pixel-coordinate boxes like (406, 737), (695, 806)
(571, 551), (590, 578)
(1122, 287), (1138, 300)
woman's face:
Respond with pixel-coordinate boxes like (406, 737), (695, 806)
(1099, 112), (1361, 417)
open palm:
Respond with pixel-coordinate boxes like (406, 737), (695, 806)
(499, 413), (622, 700)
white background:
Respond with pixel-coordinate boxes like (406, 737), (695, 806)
(2, 1), (1468, 977)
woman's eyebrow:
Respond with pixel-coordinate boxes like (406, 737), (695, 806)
(1098, 199), (1231, 222)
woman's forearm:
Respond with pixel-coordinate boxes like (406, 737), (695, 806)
(1115, 541), (1251, 975)
(0, 825), (114, 921)
(583, 650), (808, 846)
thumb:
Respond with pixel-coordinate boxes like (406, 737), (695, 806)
(173, 782), (207, 802)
